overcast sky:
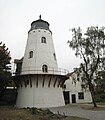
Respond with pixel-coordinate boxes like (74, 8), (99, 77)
(0, 0), (105, 72)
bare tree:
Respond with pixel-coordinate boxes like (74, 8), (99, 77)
(68, 26), (105, 107)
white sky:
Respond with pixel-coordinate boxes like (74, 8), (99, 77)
(0, 0), (105, 72)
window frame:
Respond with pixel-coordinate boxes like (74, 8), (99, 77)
(29, 51), (33, 58)
(41, 37), (46, 43)
(42, 64), (48, 72)
(78, 92), (84, 100)
(53, 53), (56, 61)
(77, 77), (80, 81)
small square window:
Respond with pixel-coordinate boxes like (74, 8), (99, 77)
(81, 84), (85, 89)
(63, 84), (66, 89)
(78, 92), (84, 99)
(77, 77), (79, 81)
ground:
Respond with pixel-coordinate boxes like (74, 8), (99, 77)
(50, 103), (105, 120)
(0, 106), (88, 120)
(0, 103), (105, 120)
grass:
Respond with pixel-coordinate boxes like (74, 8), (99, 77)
(0, 107), (89, 120)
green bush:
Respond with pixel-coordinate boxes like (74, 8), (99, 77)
(95, 93), (105, 102)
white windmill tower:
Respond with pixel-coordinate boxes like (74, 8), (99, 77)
(14, 15), (68, 108)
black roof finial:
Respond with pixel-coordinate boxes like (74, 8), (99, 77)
(39, 15), (41, 19)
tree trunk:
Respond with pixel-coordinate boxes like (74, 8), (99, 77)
(90, 90), (97, 107)
(89, 83), (97, 107)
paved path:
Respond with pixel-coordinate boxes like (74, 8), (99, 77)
(49, 104), (105, 120)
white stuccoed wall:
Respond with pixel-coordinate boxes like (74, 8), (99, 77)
(16, 18), (66, 108)
(64, 73), (92, 103)
(16, 76), (65, 108)
(21, 29), (58, 75)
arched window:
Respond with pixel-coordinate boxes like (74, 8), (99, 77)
(29, 51), (33, 58)
(42, 65), (48, 72)
(41, 37), (46, 43)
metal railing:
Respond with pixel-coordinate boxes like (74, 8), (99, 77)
(20, 67), (69, 76)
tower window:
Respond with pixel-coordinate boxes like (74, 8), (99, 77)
(53, 53), (56, 60)
(42, 65), (48, 72)
(29, 51), (33, 58)
(41, 37), (46, 43)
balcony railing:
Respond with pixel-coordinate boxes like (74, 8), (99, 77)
(18, 67), (69, 76)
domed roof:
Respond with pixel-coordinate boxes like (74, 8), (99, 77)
(29, 15), (51, 33)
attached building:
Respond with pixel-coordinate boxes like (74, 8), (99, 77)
(63, 72), (92, 104)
